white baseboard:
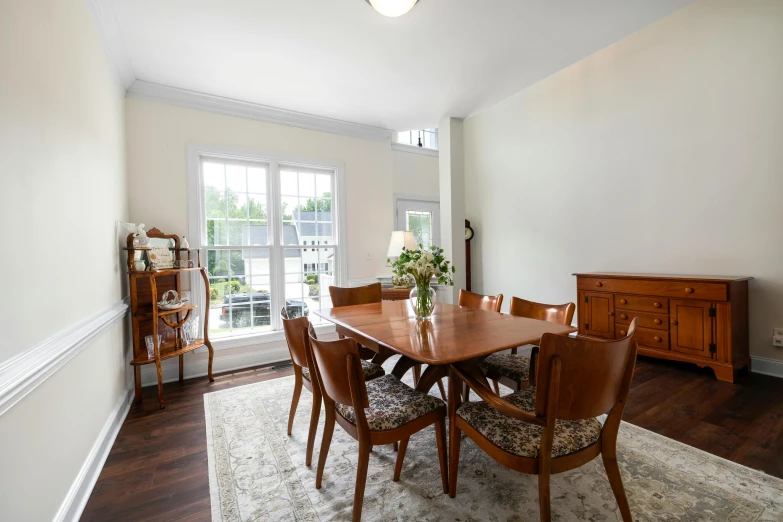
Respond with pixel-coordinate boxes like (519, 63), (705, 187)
(140, 346), (292, 386)
(54, 387), (132, 522)
(751, 356), (783, 379)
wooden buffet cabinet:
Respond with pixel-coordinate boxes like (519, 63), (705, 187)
(574, 273), (752, 382)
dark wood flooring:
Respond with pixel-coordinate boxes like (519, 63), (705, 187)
(81, 357), (783, 521)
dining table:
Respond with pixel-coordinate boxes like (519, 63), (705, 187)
(313, 300), (578, 396)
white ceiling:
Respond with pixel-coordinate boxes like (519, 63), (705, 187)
(110, 0), (694, 131)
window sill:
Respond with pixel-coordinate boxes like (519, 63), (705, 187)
(391, 143), (439, 157)
(210, 323), (336, 351)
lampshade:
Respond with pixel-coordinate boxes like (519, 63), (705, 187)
(365, 0), (419, 18)
(387, 231), (417, 257)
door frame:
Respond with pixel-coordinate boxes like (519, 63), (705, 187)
(393, 193), (441, 248)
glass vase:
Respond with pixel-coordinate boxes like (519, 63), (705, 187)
(409, 282), (436, 321)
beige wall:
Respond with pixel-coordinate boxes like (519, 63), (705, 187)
(0, 0), (130, 520)
(392, 149), (439, 199)
(126, 97), (396, 280)
(464, 0), (783, 361)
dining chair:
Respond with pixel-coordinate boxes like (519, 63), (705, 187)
(308, 329), (449, 522)
(457, 289), (504, 312)
(328, 283), (384, 361)
(281, 307), (385, 467)
(448, 318), (639, 522)
(480, 297), (575, 393)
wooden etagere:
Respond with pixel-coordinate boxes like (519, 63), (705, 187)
(126, 228), (214, 409)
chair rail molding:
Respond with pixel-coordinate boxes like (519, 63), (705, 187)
(0, 299), (129, 416)
(128, 80), (395, 142)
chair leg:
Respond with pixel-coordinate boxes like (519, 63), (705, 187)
(538, 470), (551, 522)
(448, 421), (461, 498)
(436, 379), (447, 401)
(603, 454), (632, 521)
(492, 380), (500, 395)
(462, 382), (470, 403)
(316, 406), (335, 489)
(393, 441), (398, 452)
(305, 388), (322, 467)
(288, 367), (303, 436)
(393, 437), (409, 482)
(435, 418), (449, 493)
(353, 441), (371, 522)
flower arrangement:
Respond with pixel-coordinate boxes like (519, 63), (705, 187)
(387, 245), (455, 320)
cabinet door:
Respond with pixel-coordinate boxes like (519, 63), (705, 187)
(670, 299), (714, 359)
(585, 292), (615, 338)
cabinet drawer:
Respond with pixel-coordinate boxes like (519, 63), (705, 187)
(615, 294), (668, 313)
(577, 277), (727, 301)
(616, 311), (669, 331)
(616, 325), (670, 350)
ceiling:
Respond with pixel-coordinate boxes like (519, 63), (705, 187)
(110, 0), (694, 131)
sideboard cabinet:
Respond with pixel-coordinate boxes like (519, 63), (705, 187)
(574, 273), (752, 382)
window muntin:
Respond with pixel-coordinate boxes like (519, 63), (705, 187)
(198, 154), (340, 339)
(406, 210), (433, 249)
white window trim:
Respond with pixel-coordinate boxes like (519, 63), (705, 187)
(391, 142), (439, 157)
(186, 143), (347, 350)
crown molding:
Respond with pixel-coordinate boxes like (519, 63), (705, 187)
(0, 299), (129, 417)
(127, 80), (395, 142)
(84, 0), (135, 90)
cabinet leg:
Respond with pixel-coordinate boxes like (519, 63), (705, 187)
(134, 366), (142, 404)
(206, 340), (215, 383)
(179, 354), (184, 384)
(155, 359), (165, 409)
(712, 364), (736, 383)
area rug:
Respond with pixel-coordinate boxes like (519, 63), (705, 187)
(204, 369), (783, 521)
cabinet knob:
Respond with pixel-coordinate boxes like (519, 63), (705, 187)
(671, 320), (678, 325)
(654, 318), (662, 325)
(620, 314), (627, 320)
(654, 336), (662, 342)
(653, 302), (662, 308)
(619, 299), (627, 304)
(595, 282), (603, 287)
(685, 287), (694, 294)
(608, 312), (614, 317)
(620, 330), (627, 336)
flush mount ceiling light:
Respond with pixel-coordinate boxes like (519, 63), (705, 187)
(365, 0), (419, 18)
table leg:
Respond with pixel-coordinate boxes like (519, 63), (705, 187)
(391, 355), (420, 380)
(414, 365), (450, 395)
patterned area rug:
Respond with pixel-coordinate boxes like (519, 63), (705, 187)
(205, 368), (783, 521)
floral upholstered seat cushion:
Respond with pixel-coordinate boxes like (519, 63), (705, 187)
(335, 374), (444, 431)
(457, 386), (602, 458)
(480, 352), (531, 383)
(301, 360), (385, 382)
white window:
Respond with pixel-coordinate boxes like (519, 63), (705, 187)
(397, 128), (438, 150)
(395, 197), (440, 250)
(188, 145), (345, 342)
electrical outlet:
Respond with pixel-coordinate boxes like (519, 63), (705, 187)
(366, 251), (373, 261)
(774, 338), (783, 348)
(774, 328), (783, 338)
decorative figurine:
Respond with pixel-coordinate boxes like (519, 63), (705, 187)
(181, 236), (190, 249)
(133, 223), (150, 248)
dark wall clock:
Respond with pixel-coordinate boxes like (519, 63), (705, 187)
(465, 219), (473, 291)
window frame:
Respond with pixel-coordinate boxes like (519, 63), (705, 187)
(187, 143), (347, 348)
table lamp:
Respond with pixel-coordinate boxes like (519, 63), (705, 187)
(387, 231), (417, 288)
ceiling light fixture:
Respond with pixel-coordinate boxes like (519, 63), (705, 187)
(365, 0), (419, 18)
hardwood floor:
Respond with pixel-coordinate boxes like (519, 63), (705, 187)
(81, 356), (783, 521)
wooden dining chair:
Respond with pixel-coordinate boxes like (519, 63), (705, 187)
(480, 297), (576, 393)
(457, 289), (504, 312)
(448, 318), (639, 522)
(328, 283), (384, 361)
(308, 330), (449, 522)
(281, 307), (385, 467)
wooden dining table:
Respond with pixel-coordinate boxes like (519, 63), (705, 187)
(314, 300), (577, 395)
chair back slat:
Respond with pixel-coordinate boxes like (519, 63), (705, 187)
(329, 283), (382, 308)
(308, 332), (369, 408)
(535, 318), (639, 420)
(281, 309), (310, 369)
(509, 297), (575, 325)
(458, 289), (503, 312)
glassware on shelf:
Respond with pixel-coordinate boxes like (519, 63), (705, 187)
(145, 335), (162, 358)
(182, 314), (200, 346)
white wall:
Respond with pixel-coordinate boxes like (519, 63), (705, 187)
(464, 0), (783, 361)
(0, 0), (130, 520)
(392, 149), (439, 199)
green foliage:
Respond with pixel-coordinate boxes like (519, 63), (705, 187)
(210, 288), (219, 301)
(387, 244), (456, 287)
(230, 279), (241, 293)
(305, 273), (319, 285)
(295, 192), (331, 212)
